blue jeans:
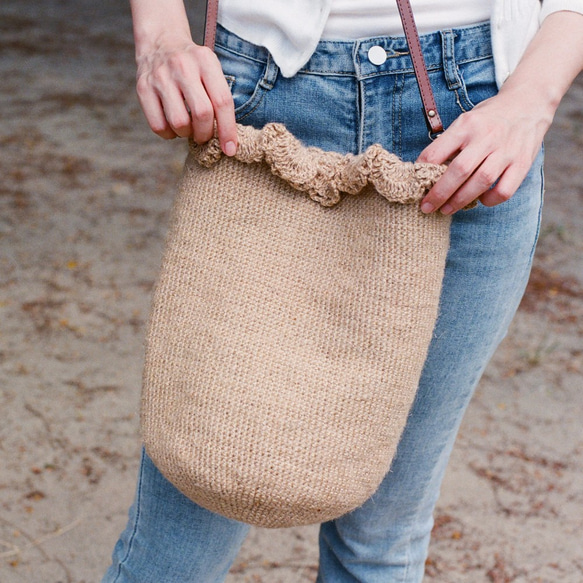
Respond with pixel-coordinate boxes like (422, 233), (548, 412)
(103, 22), (543, 583)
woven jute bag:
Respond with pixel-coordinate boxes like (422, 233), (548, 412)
(141, 122), (451, 528)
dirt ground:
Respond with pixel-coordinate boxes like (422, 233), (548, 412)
(1, 1), (582, 582)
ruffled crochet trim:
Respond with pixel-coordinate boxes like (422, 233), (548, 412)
(189, 123), (447, 208)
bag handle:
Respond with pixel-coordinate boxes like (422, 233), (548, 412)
(394, 0), (444, 135)
(202, 0), (443, 135)
(203, 0), (220, 54)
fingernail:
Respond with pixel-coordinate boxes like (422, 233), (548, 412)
(440, 204), (454, 215)
(421, 202), (434, 214)
(224, 141), (237, 157)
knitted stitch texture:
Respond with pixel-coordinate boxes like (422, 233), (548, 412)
(141, 123), (451, 528)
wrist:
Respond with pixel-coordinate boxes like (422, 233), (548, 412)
(130, 0), (193, 57)
(134, 28), (194, 59)
(496, 77), (559, 133)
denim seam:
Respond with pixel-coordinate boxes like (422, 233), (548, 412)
(235, 91), (266, 123)
(358, 79), (366, 154)
(234, 57), (277, 122)
(454, 88), (473, 113)
(394, 73), (404, 157)
(453, 64), (482, 112)
(111, 453), (146, 582)
(527, 147), (545, 264)
(218, 51), (491, 80)
(215, 44), (267, 66)
(318, 528), (371, 582)
(455, 54), (493, 65)
(259, 54), (279, 89)
(356, 54), (491, 81)
(299, 69), (357, 77)
(455, 83), (478, 112)
(441, 31), (460, 90)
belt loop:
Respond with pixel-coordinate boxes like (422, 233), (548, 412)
(260, 53), (279, 91)
(440, 29), (461, 91)
(353, 40), (360, 80)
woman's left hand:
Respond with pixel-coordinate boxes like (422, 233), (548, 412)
(416, 92), (549, 215)
(416, 10), (583, 215)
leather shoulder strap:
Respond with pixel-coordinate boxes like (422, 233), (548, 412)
(203, 0), (219, 50)
(202, 0), (443, 134)
(395, 0), (443, 134)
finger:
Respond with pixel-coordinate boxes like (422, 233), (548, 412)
(184, 89), (215, 144)
(416, 112), (479, 165)
(436, 154), (508, 214)
(194, 48), (237, 155)
(159, 86), (194, 139)
(420, 142), (491, 213)
(203, 75), (237, 156)
(416, 132), (461, 165)
(174, 47), (220, 145)
(136, 78), (178, 140)
(479, 163), (527, 207)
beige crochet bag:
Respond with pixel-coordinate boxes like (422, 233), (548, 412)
(141, 123), (451, 528)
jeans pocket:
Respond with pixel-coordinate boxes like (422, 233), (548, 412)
(216, 46), (272, 122)
(454, 57), (497, 113)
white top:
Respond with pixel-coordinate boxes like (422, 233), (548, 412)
(322, 0), (492, 39)
(217, 0), (583, 86)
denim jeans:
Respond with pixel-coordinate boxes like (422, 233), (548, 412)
(103, 22), (543, 583)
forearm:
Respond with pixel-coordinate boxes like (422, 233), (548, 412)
(497, 11), (583, 132)
(129, 0), (193, 56)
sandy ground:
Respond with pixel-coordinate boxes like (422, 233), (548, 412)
(1, 1), (582, 582)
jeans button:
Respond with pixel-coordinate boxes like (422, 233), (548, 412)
(368, 46), (387, 66)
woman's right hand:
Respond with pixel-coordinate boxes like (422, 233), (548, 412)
(134, 35), (238, 156)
